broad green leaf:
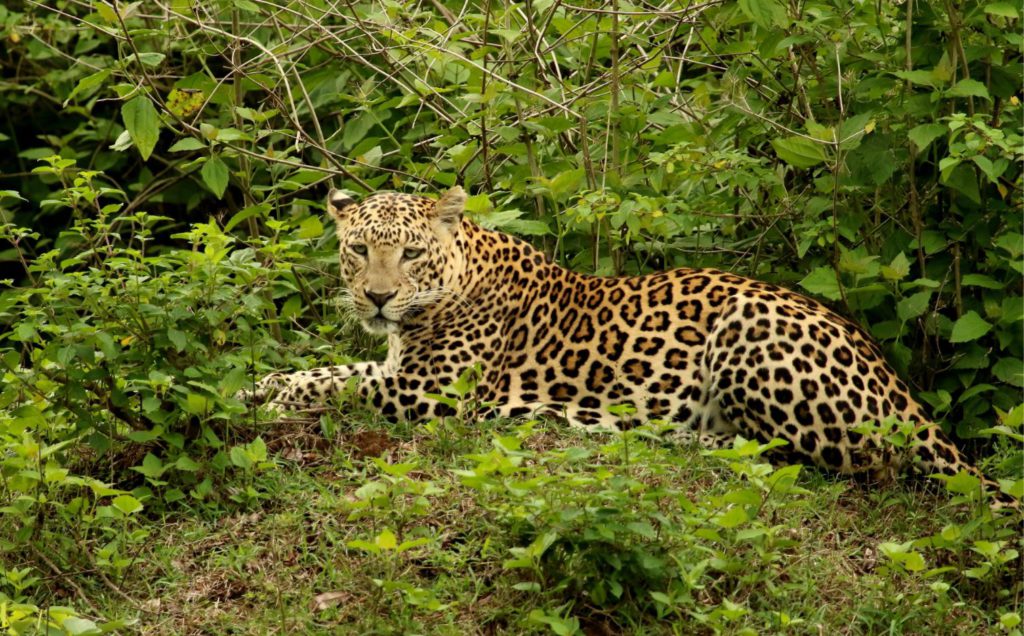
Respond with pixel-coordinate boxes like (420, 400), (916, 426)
(532, 116), (575, 133)
(121, 96), (160, 160)
(1000, 479), (1024, 500)
(343, 111), (376, 149)
(881, 252), (911, 281)
(64, 69), (111, 106)
(985, 2), (1019, 18)
(167, 327), (187, 352)
(129, 52), (166, 67)
(219, 367), (248, 395)
(936, 470), (981, 495)
(396, 538), (430, 553)
(62, 617), (101, 636)
(992, 357), (1024, 387)
(175, 455), (201, 472)
(168, 138), (206, 152)
(547, 169), (584, 198)
(229, 445), (253, 469)
(375, 529), (397, 550)
(942, 165), (981, 204)
(972, 155), (1005, 183)
(131, 452), (165, 478)
(949, 311), (992, 343)
(771, 136), (826, 168)
(184, 392), (211, 415)
(738, 0), (788, 28)
(897, 291), (931, 322)
(225, 203), (270, 232)
(298, 216), (324, 239)
(713, 506), (749, 529)
(489, 28), (521, 43)
(907, 123), (946, 151)
(902, 551), (927, 572)
(894, 69), (943, 87)
(112, 494), (143, 515)
(1002, 613), (1023, 630)
(799, 266), (842, 300)
(201, 156), (229, 198)
(248, 436), (267, 462)
(946, 79), (990, 100)
(346, 539), (380, 554)
(960, 274), (1003, 289)
(280, 294), (302, 319)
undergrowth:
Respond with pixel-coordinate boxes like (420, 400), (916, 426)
(0, 176), (1021, 634)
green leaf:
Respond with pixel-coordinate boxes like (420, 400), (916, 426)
(943, 165), (981, 204)
(229, 445), (253, 469)
(168, 137), (206, 152)
(894, 69), (943, 88)
(771, 136), (827, 168)
(960, 274), (1003, 289)
(907, 124), (946, 152)
(62, 617), (101, 636)
(1001, 613), (1023, 630)
(985, 2), (1019, 18)
(946, 79), (990, 100)
(225, 203), (271, 232)
(201, 156), (229, 198)
(897, 291), (932, 322)
(218, 368), (248, 397)
(881, 252), (911, 281)
(799, 266), (842, 301)
(121, 96), (160, 160)
(971, 155), (1005, 183)
(713, 506), (749, 529)
(112, 494), (143, 515)
(902, 551), (927, 572)
(346, 539), (380, 554)
(992, 357), (1024, 387)
(343, 111), (376, 149)
(949, 311), (992, 343)
(167, 328), (187, 352)
(132, 452), (165, 478)
(297, 216), (324, 239)
(375, 529), (397, 550)
(175, 455), (201, 472)
(935, 470), (981, 496)
(184, 393), (211, 415)
(64, 69), (111, 106)
(280, 294), (302, 319)
(129, 52), (166, 67)
(738, 0), (788, 28)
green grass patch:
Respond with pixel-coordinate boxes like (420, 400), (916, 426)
(4, 414), (1020, 635)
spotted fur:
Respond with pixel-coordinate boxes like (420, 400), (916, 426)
(245, 187), (1014, 506)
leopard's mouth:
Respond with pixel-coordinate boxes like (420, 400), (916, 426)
(363, 316), (400, 334)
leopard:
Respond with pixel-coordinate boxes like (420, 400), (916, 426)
(244, 186), (1014, 507)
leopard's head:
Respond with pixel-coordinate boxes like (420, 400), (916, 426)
(326, 187), (466, 334)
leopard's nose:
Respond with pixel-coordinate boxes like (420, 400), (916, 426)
(365, 289), (397, 308)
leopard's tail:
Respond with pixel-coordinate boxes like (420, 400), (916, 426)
(912, 423), (1019, 512)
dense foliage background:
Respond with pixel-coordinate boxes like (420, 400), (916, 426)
(0, 0), (1021, 633)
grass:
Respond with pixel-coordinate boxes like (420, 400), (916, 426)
(12, 410), (1016, 636)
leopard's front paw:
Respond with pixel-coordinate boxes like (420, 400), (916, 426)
(235, 372), (286, 405)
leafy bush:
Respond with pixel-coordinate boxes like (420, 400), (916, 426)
(0, 0), (1021, 632)
(0, 163), (346, 625)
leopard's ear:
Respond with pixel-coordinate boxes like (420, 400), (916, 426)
(326, 189), (357, 222)
(432, 186), (465, 229)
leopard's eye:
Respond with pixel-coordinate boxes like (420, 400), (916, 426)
(350, 244), (368, 256)
(402, 247), (424, 260)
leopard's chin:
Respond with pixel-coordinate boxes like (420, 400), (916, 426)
(362, 316), (400, 335)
